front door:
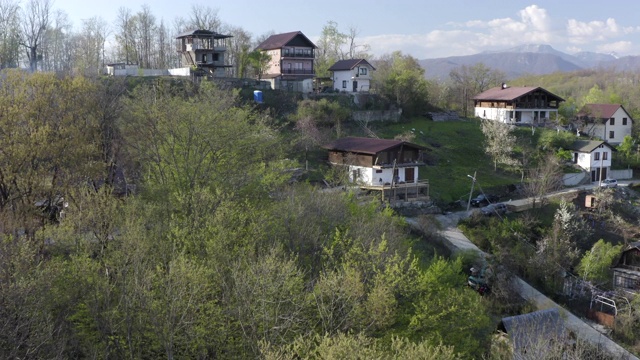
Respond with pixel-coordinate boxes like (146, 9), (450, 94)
(353, 80), (358, 92)
(405, 168), (415, 183)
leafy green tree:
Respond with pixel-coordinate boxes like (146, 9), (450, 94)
(314, 21), (346, 78)
(576, 239), (622, 285)
(372, 51), (430, 116)
(248, 49), (271, 80)
(409, 257), (492, 358)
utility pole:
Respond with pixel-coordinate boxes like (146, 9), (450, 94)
(466, 171), (477, 212)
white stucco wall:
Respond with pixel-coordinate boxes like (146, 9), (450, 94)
(332, 67), (373, 92)
(575, 147), (612, 171)
(348, 165), (419, 185)
(583, 107), (632, 144)
(475, 107), (558, 124)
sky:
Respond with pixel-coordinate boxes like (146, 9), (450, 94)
(53, 0), (640, 59)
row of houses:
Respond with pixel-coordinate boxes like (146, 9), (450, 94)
(107, 29), (376, 94)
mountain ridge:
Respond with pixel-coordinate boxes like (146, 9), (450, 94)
(419, 44), (640, 80)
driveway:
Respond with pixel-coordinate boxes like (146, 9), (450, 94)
(408, 209), (640, 360)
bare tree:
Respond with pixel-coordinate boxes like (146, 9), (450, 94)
(0, 0), (20, 69)
(223, 25), (252, 77)
(346, 26), (370, 59)
(114, 7), (135, 64)
(19, 0), (52, 72)
(187, 4), (220, 31)
(521, 154), (564, 208)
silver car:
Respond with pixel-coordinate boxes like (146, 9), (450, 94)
(600, 179), (618, 188)
(481, 203), (508, 216)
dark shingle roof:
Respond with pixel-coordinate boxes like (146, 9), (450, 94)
(256, 31), (317, 50)
(323, 137), (425, 155)
(176, 29), (232, 39)
(569, 140), (616, 153)
(473, 86), (564, 102)
(328, 59), (375, 71)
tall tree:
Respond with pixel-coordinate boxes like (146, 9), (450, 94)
(371, 51), (430, 116)
(480, 118), (518, 171)
(314, 21), (346, 78)
(19, 0), (52, 72)
(0, 0), (20, 69)
(248, 49), (271, 80)
(450, 63), (505, 117)
(345, 26), (370, 59)
(223, 25), (252, 78)
(187, 4), (220, 31)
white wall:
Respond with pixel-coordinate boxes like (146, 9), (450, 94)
(332, 68), (373, 92)
(348, 165), (419, 185)
(583, 107), (632, 144)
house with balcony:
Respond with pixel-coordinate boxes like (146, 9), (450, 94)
(255, 31), (316, 92)
(473, 84), (564, 125)
(568, 140), (616, 182)
(328, 59), (375, 92)
(323, 137), (429, 202)
(175, 29), (232, 77)
(575, 104), (633, 145)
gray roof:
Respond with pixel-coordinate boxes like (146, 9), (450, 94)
(569, 140), (616, 153)
(328, 59), (375, 71)
(175, 29), (232, 39)
(499, 308), (566, 354)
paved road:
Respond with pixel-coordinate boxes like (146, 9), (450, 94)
(407, 205), (639, 360)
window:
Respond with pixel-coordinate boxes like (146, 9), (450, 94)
(359, 67), (367, 75)
(603, 152), (608, 160)
(202, 54), (207, 62)
(610, 131), (615, 139)
(375, 169), (383, 173)
(594, 152), (600, 161)
(342, 80), (347, 88)
(623, 118), (628, 125)
(610, 118), (615, 125)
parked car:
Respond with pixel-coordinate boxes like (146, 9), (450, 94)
(600, 179), (618, 188)
(480, 203), (508, 217)
(470, 194), (499, 207)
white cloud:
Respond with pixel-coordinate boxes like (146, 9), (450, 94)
(596, 41), (632, 54)
(566, 18), (635, 44)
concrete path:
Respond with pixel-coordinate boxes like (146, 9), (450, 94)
(414, 210), (640, 360)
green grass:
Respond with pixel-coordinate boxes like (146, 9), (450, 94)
(377, 117), (521, 204)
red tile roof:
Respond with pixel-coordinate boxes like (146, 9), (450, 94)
(473, 86), (564, 102)
(323, 137), (425, 155)
(256, 31), (317, 50)
(578, 104), (627, 119)
(328, 59), (375, 71)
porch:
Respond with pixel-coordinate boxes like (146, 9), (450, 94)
(359, 180), (430, 204)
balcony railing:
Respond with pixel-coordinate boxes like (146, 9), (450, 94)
(282, 52), (314, 58)
(282, 69), (314, 75)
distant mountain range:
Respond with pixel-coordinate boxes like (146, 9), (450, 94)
(419, 44), (640, 80)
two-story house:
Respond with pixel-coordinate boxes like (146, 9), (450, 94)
(576, 104), (633, 145)
(473, 84), (564, 125)
(323, 137), (425, 185)
(328, 59), (375, 92)
(255, 31), (316, 92)
(175, 29), (232, 77)
(569, 140), (616, 182)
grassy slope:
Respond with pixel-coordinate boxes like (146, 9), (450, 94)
(377, 117), (521, 204)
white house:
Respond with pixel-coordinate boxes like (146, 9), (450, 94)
(569, 140), (616, 182)
(576, 104), (633, 145)
(473, 85), (564, 125)
(328, 59), (375, 93)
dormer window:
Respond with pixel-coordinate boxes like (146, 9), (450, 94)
(359, 67), (367, 75)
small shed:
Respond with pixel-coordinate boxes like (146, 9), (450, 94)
(612, 241), (640, 293)
(497, 308), (567, 359)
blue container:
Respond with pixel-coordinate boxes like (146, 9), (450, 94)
(253, 90), (263, 103)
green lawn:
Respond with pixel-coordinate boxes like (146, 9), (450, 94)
(377, 117), (521, 205)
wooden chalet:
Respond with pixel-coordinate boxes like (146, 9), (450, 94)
(323, 137), (429, 202)
(473, 84), (564, 125)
